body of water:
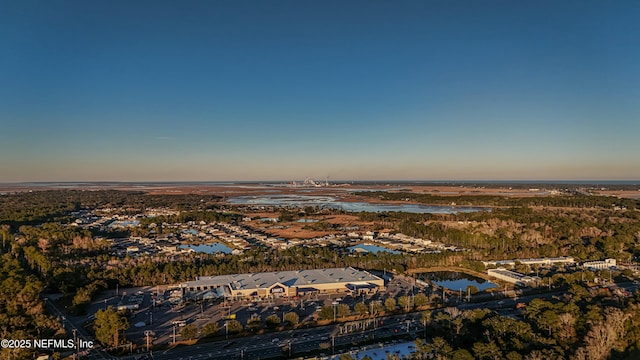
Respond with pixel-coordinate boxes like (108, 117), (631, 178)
(228, 194), (485, 214)
(420, 271), (496, 292)
(349, 244), (401, 254)
(180, 243), (233, 254)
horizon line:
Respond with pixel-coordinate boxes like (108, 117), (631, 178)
(2, 179), (640, 185)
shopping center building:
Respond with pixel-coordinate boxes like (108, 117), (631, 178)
(180, 267), (385, 300)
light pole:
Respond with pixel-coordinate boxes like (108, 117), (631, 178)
(172, 324), (176, 344)
(144, 330), (153, 352)
(331, 335), (335, 355)
(72, 328), (78, 359)
(332, 301), (338, 322)
(423, 317), (427, 338)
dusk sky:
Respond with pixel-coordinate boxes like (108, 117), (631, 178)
(1, 1), (639, 182)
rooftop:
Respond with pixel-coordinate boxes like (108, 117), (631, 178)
(181, 267), (382, 290)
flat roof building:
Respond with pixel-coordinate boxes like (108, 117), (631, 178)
(180, 267), (384, 300)
(582, 259), (616, 270)
(487, 268), (540, 287)
(482, 257), (574, 268)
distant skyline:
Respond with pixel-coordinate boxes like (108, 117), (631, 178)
(1, 1), (639, 182)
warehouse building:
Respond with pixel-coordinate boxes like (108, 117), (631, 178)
(487, 268), (540, 287)
(482, 256), (574, 268)
(180, 267), (384, 300)
(582, 258), (617, 270)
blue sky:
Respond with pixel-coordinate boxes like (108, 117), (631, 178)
(1, 0), (639, 182)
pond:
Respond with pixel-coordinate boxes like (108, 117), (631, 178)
(179, 243), (233, 254)
(228, 194), (485, 214)
(348, 244), (401, 254)
(419, 271), (497, 292)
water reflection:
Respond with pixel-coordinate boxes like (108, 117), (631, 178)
(348, 244), (400, 254)
(179, 243), (233, 254)
(420, 271), (496, 291)
(228, 194), (485, 214)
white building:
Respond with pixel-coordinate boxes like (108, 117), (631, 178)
(482, 257), (574, 268)
(582, 259), (617, 270)
(487, 268), (540, 287)
(180, 267), (385, 300)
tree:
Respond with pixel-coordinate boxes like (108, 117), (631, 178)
(284, 312), (299, 327)
(72, 286), (93, 313)
(557, 313), (576, 342)
(246, 316), (262, 331)
(577, 308), (629, 360)
(398, 296), (412, 312)
(337, 303), (351, 318)
(452, 349), (474, 360)
(430, 337), (453, 359)
(226, 319), (243, 334)
(180, 324), (198, 341)
(355, 302), (368, 316)
(414, 293), (428, 307)
(319, 305), (334, 320)
(266, 314), (282, 328)
(202, 322), (219, 337)
(503, 352), (522, 360)
(385, 297), (397, 313)
(472, 342), (502, 360)
(370, 301), (384, 316)
(536, 310), (560, 336)
(94, 307), (129, 348)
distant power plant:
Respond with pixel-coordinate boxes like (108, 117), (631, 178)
(291, 176), (331, 187)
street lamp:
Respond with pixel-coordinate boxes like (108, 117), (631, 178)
(144, 330), (153, 352)
(172, 324), (177, 344)
(331, 335), (335, 355)
(423, 317), (427, 338)
(72, 328), (78, 359)
(332, 301), (338, 322)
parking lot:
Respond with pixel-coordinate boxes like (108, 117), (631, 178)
(83, 274), (430, 351)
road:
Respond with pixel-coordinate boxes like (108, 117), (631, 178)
(120, 314), (421, 360)
(44, 296), (116, 360)
(47, 279), (639, 359)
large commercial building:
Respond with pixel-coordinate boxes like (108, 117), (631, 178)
(582, 259), (617, 270)
(180, 267), (385, 300)
(482, 257), (574, 268)
(487, 268), (540, 287)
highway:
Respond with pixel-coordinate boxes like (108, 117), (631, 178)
(119, 314), (423, 360)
